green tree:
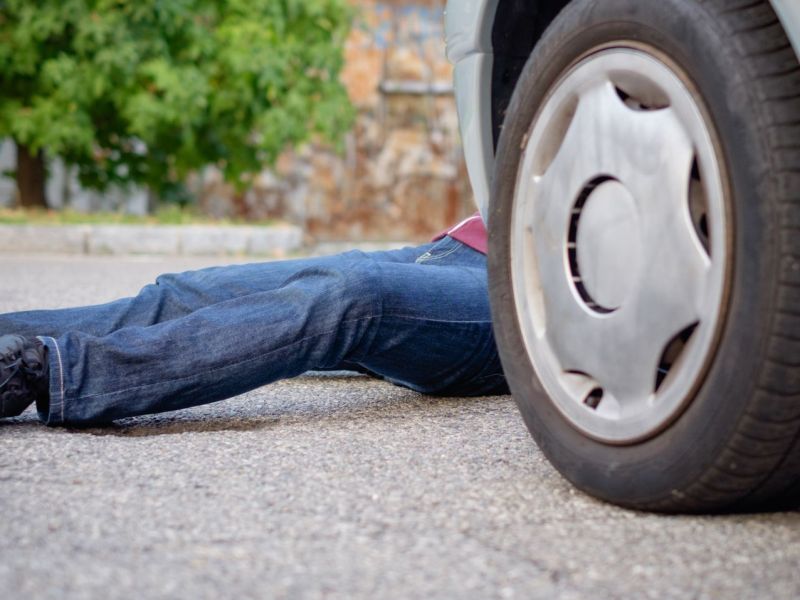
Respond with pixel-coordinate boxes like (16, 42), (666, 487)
(0, 0), (355, 209)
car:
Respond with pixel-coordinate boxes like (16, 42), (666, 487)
(446, 0), (800, 512)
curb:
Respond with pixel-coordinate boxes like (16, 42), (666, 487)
(0, 224), (303, 257)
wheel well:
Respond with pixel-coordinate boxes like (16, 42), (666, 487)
(491, 0), (571, 148)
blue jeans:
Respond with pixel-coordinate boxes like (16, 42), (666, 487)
(0, 236), (507, 426)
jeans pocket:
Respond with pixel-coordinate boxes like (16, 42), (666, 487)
(415, 237), (460, 264)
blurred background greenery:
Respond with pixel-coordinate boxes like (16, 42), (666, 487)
(0, 0), (471, 241)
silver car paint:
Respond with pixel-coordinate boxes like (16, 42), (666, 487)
(445, 0), (499, 220)
(446, 0), (800, 219)
(772, 0), (800, 60)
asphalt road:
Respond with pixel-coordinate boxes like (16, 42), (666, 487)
(1, 253), (799, 600)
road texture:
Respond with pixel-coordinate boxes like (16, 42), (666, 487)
(1, 253), (799, 600)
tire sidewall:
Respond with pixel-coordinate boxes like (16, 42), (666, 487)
(489, 0), (775, 509)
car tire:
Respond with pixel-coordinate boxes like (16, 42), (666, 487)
(489, 0), (800, 512)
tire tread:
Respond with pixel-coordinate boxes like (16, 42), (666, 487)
(491, 0), (800, 513)
(674, 0), (800, 512)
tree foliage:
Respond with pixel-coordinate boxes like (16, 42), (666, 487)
(0, 0), (355, 205)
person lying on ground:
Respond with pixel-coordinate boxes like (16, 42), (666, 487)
(0, 214), (508, 426)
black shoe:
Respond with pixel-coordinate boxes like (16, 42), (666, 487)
(0, 334), (48, 419)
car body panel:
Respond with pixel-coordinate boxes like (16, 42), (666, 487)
(772, 0), (800, 62)
(446, 0), (800, 219)
(446, 0), (499, 220)
(452, 55), (494, 221)
(445, 0), (498, 63)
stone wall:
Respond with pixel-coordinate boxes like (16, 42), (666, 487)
(194, 0), (473, 242)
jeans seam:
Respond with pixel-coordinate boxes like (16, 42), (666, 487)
(38, 335), (65, 423)
(351, 259), (385, 362)
(383, 315), (493, 324)
(415, 244), (459, 264)
(414, 252), (432, 264)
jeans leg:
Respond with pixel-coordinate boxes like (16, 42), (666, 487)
(0, 244), (434, 339)
(40, 257), (387, 425)
(355, 259), (507, 398)
(40, 242), (505, 426)
(347, 235), (506, 396)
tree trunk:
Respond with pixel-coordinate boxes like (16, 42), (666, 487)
(16, 143), (47, 209)
(231, 190), (249, 220)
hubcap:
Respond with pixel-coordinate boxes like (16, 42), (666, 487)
(511, 47), (729, 444)
(573, 178), (641, 311)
